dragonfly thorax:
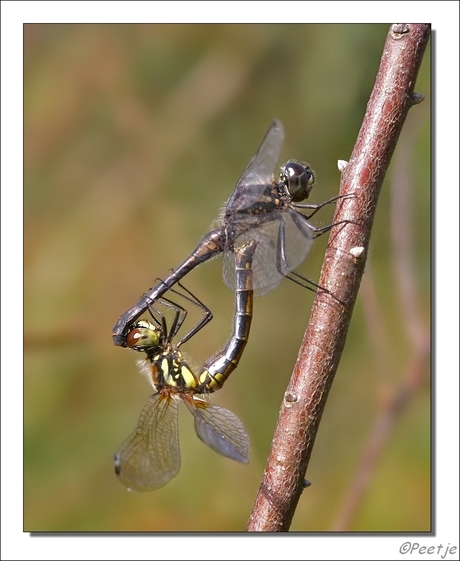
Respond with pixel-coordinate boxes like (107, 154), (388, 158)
(150, 350), (198, 392)
(280, 160), (315, 203)
(223, 183), (282, 218)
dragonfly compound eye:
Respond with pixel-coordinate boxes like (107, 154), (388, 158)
(281, 160), (315, 202)
(126, 322), (161, 351)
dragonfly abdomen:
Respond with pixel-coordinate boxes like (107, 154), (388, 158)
(198, 239), (256, 392)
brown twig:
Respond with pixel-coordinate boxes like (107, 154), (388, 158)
(331, 113), (431, 530)
(247, 23), (431, 532)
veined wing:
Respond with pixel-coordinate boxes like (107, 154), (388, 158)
(226, 119), (284, 209)
(114, 393), (180, 492)
(185, 397), (249, 464)
(222, 208), (314, 296)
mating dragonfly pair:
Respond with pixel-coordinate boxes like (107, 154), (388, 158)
(113, 119), (343, 492)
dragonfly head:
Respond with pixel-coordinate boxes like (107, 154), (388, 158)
(126, 320), (162, 354)
(280, 160), (315, 203)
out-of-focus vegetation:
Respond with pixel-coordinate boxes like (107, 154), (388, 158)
(24, 24), (430, 532)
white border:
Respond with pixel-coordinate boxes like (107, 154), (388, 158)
(3, 2), (459, 560)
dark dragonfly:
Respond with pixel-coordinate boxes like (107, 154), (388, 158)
(114, 240), (256, 492)
(113, 119), (342, 347)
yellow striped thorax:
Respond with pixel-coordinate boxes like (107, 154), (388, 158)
(127, 320), (198, 391)
(151, 349), (198, 391)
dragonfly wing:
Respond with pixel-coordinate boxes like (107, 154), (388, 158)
(222, 229), (282, 296)
(186, 398), (249, 464)
(276, 208), (314, 273)
(114, 393), (181, 492)
(222, 209), (314, 296)
(228, 120), (284, 203)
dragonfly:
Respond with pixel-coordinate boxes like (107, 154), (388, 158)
(114, 240), (257, 492)
(113, 118), (345, 347)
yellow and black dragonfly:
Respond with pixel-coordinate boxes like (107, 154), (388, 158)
(113, 119), (346, 347)
(114, 240), (257, 492)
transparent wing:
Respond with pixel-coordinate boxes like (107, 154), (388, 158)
(185, 398), (249, 464)
(228, 119), (284, 202)
(114, 393), (181, 492)
(222, 208), (314, 296)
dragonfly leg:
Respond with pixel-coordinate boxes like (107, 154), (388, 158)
(308, 219), (350, 239)
(278, 211), (347, 303)
(293, 193), (354, 220)
(150, 282), (213, 349)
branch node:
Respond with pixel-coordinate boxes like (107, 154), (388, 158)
(391, 24), (410, 39)
(411, 92), (425, 105)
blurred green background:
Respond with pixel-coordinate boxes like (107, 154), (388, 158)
(24, 24), (430, 532)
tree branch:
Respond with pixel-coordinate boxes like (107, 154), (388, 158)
(331, 110), (431, 530)
(247, 23), (431, 532)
